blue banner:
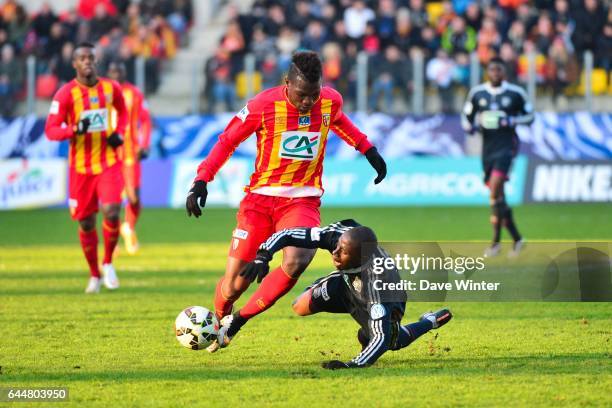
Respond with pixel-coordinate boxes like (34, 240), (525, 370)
(320, 156), (527, 206)
(3, 113), (611, 161)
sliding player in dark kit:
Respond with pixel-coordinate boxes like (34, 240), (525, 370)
(220, 220), (452, 369)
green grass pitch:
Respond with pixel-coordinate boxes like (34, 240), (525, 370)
(0, 205), (611, 407)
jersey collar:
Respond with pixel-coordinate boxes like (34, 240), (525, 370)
(484, 81), (508, 95)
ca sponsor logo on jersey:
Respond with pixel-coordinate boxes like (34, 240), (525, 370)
(370, 303), (386, 320)
(236, 105), (249, 123)
(79, 108), (109, 132)
(298, 116), (310, 126)
(279, 131), (320, 161)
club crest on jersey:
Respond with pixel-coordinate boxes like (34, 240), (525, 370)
(279, 131), (320, 161)
(298, 116), (310, 126)
(501, 96), (511, 107)
(90, 96), (99, 104)
(352, 276), (362, 292)
(478, 98), (487, 107)
(370, 304), (386, 320)
(322, 113), (330, 127)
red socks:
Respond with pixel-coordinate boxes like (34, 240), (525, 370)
(102, 219), (120, 264)
(239, 266), (298, 320)
(125, 202), (141, 229)
(78, 228), (100, 278)
(214, 278), (236, 321)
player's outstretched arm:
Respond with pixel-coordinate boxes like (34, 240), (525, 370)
(240, 220), (360, 282)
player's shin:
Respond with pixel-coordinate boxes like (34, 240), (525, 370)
(502, 206), (522, 242)
(214, 278), (237, 321)
(102, 218), (120, 264)
(490, 199), (504, 244)
(78, 227), (100, 278)
(395, 321), (433, 349)
(125, 201), (141, 229)
(238, 266), (299, 320)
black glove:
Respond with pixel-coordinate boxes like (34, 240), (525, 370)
(138, 147), (150, 160)
(186, 180), (208, 218)
(239, 249), (272, 283)
(75, 117), (90, 135)
(321, 360), (351, 370)
(365, 147), (387, 184)
(107, 132), (124, 148)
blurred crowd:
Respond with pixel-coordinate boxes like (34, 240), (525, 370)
(205, 0), (611, 113)
(0, 0), (192, 116)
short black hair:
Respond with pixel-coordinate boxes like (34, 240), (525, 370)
(73, 42), (95, 58)
(488, 56), (505, 67)
(288, 50), (322, 84)
(345, 226), (379, 263)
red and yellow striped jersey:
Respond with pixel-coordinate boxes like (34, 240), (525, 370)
(45, 77), (128, 175)
(196, 86), (373, 197)
(114, 82), (151, 166)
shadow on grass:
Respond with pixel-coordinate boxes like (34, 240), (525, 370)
(3, 353), (608, 383)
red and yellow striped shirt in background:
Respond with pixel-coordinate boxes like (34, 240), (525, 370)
(112, 82), (152, 166)
(196, 86), (373, 197)
(45, 77), (128, 175)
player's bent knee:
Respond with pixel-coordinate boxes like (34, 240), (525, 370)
(78, 216), (96, 231)
(102, 205), (121, 221)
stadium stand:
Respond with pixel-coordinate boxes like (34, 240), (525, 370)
(204, 0), (611, 113)
(0, 0), (192, 116)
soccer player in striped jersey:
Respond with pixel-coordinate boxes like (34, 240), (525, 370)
(217, 220), (452, 368)
(45, 42), (128, 293)
(107, 61), (152, 255)
(462, 57), (534, 257)
(186, 51), (387, 352)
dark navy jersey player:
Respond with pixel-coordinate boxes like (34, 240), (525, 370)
(461, 57), (534, 257)
(218, 219), (452, 369)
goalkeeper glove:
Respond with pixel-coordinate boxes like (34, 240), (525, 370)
(186, 180), (208, 218)
(75, 117), (90, 135)
(138, 147), (150, 160)
(365, 147), (387, 184)
(321, 360), (355, 370)
(239, 249), (273, 283)
(107, 133), (124, 148)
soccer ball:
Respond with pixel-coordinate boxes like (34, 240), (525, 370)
(174, 306), (218, 350)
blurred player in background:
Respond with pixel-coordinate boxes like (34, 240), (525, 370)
(185, 51), (387, 351)
(461, 57), (534, 257)
(45, 42), (127, 293)
(107, 61), (152, 255)
(225, 219), (452, 368)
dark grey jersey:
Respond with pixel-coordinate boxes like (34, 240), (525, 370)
(258, 219), (406, 366)
(461, 81), (534, 158)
